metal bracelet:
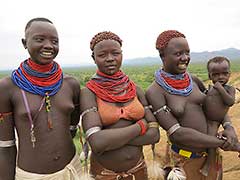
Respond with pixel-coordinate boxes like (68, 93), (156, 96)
(167, 123), (180, 136)
(85, 126), (101, 139)
(153, 105), (171, 115)
(0, 139), (16, 147)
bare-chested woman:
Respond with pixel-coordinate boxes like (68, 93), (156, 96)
(80, 31), (160, 180)
(146, 30), (238, 180)
(0, 18), (81, 179)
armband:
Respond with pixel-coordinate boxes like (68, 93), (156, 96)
(70, 125), (79, 131)
(0, 112), (13, 122)
(0, 140), (16, 147)
(148, 122), (159, 128)
(85, 126), (101, 139)
(167, 123), (180, 136)
(153, 105), (171, 115)
(222, 121), (233, 129)
(79, 107), (97, 125)
(144, 105), (153, 110)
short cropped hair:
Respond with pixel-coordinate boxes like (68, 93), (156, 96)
(25, 17), (53, 32)
(90, 31), (122, 51)
(207, 56), (230, 72)
(156, 30), (185, 51)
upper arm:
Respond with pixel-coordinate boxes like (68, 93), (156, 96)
(228, 86), (236, 101)
(65, 76), (81, 125)
(80, 87), (102, 131)
(0, 77), (15, 141)
(136, 86), (157, 123)
(146, 83), (179, 131)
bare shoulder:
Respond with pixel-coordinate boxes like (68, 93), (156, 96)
(80, 87), (97, 108)
(63, 75), (80, 88)
(146, 81), (166, 107)
(146, 81), (164, 97)
(136, 85), (147, 105)
(63, 75), (80, 92)
(0, 76), (15, 93)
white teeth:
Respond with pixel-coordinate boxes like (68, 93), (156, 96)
(178, 64), (186, 69)
(42, 52), (52, 55)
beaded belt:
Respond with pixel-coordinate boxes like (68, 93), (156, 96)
(171, 144), (207, 159)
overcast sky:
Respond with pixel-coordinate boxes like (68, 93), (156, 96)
(1, 0), (240, 70)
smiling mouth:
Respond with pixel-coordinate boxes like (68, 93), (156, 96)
(40, 51), (54, 58)
(178, 63), (187, 70)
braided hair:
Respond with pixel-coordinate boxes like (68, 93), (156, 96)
(156, 30), (185, 52)
(90, 31), (122, 51)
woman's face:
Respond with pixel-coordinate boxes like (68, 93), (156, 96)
(162, 37), (190, 74)
(93, 39), (122, 75)
(23, 21), (59, 65)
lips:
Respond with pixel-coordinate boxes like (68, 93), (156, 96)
(40, 51), (54, 58)
(178, 63), (187, 70)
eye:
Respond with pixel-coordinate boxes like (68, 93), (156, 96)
(175, 52), (181, 56)
(52, 39), (59, 45)
(35, 37), (44, 42)
(97, 53), (106, 58)
(112, 51), (122, 56)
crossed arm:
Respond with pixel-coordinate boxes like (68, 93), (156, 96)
(80, 86), (159, 155)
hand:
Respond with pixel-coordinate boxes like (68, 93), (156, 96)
(213, 82), (223, 91)
(218, 127), (238, 151)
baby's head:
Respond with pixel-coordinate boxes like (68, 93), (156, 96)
(207, 56), (231, 85)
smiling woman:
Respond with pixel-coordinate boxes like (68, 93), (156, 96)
(146, 30), (239, 180)
(80, 31), (160, 179)
(0, 17), (82, 180)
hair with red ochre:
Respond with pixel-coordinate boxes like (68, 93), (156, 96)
(90, 31), (122, 51)
(156, 30), (185, 51)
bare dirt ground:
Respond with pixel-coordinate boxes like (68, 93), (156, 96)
(143, 72), (240, 180)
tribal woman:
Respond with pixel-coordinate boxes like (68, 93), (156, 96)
(80, 31), (160, 180)
(0, 18), (81, 179)
(146, 30), (239, 180)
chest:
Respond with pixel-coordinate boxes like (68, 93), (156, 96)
(11, 85), (75, 121)
(165, 84), (205, 118)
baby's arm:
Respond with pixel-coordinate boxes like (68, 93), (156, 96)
(213, 82), (235, 106)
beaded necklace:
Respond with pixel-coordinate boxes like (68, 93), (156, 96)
(11, 59), (63, 147)
(86, 70), (136, 102)
(155, 69), (193, 96)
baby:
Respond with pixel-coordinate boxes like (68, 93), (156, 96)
(201, 56), (239, 176)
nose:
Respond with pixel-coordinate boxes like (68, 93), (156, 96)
(43, 40), (54, 49)
(106, 53), (114, 61)
(181, 53), (190, 61)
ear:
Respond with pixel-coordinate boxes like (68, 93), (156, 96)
(159, 51), (164, 61)
(91, 52), (96, 63)
(208, 73), (211, 80)
(22, 38), (27, 49)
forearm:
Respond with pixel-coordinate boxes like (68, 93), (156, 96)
(89, 123), (141, 154)
(127, 128), (159, 146)
(170, 127), (224, 149)
(217, 87), (235, 106)
(0, 146), (17, 180)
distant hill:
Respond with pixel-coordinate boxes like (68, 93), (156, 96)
(123, 48), (240, 66)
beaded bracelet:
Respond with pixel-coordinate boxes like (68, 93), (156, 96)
(137, 119), (147, 135)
